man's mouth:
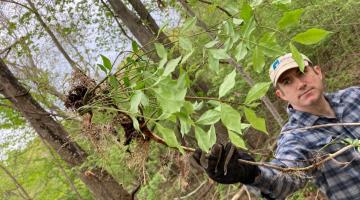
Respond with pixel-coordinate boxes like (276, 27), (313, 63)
(299, 89), (313, 98)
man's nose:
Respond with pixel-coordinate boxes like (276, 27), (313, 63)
(295, 77), (306, 90)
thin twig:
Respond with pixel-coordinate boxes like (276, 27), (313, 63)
(244, 186), (251, 200)
(0, 0), (33, 11)
(0, 164), (32, 200)
(237, 144), (354, 173)
(282, 122), (360, 134)
(174, 180), (207, 200)
(185, 96), (244, 106)
(100, 0), (134, 42)
(194, 0), (232, 17)
(0, 37), (26, 55)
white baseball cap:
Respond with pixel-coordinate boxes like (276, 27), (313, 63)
(269, 53), (312, 86)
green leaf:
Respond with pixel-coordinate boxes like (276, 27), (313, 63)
(250, 0), (264, 7)
(244, 107), (268, 134)
(228, 130), (246, 149)
(241, 123), (251, 130)
(208, 125), (216, 148)
(154, 76), (187, 114)
(245, 82), (271, 104)
(108, 75), (119, 89)
(219, 69), (236, 98)
(222, 2), (239, 16)
(242, 17), (256, 41)
(204, 40), (219, 48)
(157, 23), (168, 38)
(233, 18), (244, 25)
(159, 57), (167, 69)
(208, 100), (221, 108)
(133, 81), (145, 90)
(181, 17), (197, 33)
(223, 38), (234, 51)
(272, 0), (291, 4)
(129, 114), (140, 131)
(208, 54), (219, 73)
(278, 9), (304, 30)
(196, 109), (221, 125)
(178, 112), (192, 136)
(97, 64), (107, 74)
(240, 2), (253, 22)
(292, 28), (332, 45)
(193, 101), (204, 111)
(123, 76), (130, 87)
(194, 126), (212, 152)
(223, 21), (235, 37)
(157, 124), (182, 153)
(181, 50), (194, 64)
(140, 92), (149, 107)
(163, 56), (182, 76)
(182, 101), (194, 114)
(234, 42), (247, 61)
(252, 46), (265, 73)
(209, 49), (230, 60)
(100, 54), (112, 71)
(259, 32), (284, 57)
(289, 43), (305, 72)
(179, 37), (193, 51)
(132, 41), (139, 52)
(221, 104), (242, 134)
(155, 43), (167, 59)
(130, 91), (143, 113)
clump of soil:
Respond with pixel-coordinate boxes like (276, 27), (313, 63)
(64, 85), (88, 110)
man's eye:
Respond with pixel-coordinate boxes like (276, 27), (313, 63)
(283, 79), (290, 85)
(297, 69), (304, 75)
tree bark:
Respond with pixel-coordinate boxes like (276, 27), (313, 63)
(0, 58), (132, 200)
(108, 0), (163, 60)
(127, 0), (171, 45)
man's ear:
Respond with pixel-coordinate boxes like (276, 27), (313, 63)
(275, 88), (287, 101)
(313, 65), (323, 79)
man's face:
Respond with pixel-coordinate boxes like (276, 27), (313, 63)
(275, 66), (324, 110)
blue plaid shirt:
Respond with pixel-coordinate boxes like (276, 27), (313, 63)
(251, 86), (360, 200)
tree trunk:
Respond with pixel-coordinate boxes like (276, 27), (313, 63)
(127, 0), (171, 45)
(108, 0), (163, 61)
(0, 59), (132, 200)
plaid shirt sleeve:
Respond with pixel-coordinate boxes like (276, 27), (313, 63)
(250, 132), (311, 199)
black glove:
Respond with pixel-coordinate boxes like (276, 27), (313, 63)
(192, 142), (260, 184)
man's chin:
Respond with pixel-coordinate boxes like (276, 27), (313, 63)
(302, 97), (321, 107)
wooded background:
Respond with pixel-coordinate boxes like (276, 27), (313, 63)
(1, 0), (360, 199)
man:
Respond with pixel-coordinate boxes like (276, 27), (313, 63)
(193, 53), (360, 200)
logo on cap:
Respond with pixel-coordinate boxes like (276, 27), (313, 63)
(272, 59), (280, 70)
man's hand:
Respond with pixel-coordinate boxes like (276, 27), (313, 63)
(192, 142), (260, 184)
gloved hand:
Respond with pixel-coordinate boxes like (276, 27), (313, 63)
(192, 142), (260, 184)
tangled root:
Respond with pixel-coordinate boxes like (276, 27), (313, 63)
(64, 85), (88, 110)
(65, 71), (96, 113)
(113, 113), (149, 145)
